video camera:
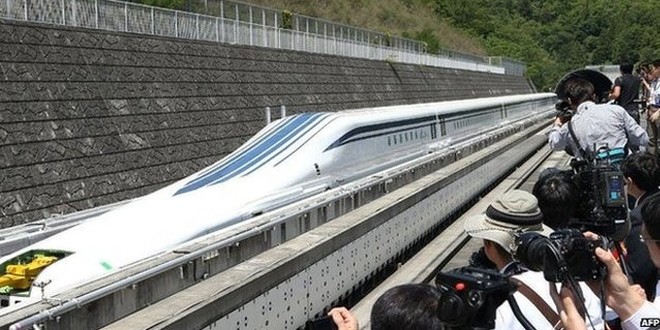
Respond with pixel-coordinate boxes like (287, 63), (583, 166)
(568, 152), (629, 240)
(515, 228), (608, 282)
(435, 266), (515, 329)
(555, 100), (573, 124)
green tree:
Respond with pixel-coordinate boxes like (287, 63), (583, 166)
(433, 0), (660, 89)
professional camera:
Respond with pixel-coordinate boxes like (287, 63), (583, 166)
(555, 100), (573, 124)
(569, 156), (628, 239)
(515, 228), (608, 282)
(435, 266), (515, 329)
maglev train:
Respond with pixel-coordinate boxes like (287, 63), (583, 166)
(0, 93), (556, 309)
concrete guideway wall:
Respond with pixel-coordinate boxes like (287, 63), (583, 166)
(0, 19), (535, 227)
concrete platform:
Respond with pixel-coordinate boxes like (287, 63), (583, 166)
(350, 147), (573, 329)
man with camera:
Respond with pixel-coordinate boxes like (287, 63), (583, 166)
(464, 189), (605, 329)
(532, 169), (579, 230)
(550, 244), (659, 330)
(370, 283), (445, 330)
(548, 78), (648, 159)
(549, 192), (660, 330)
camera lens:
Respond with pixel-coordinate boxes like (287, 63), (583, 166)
(467, 290), (484, 307)
(437, 292), (468, 326)
(514, 232), (548, 272)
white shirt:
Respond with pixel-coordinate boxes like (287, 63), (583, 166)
(655, 281), (660, 309)
(495, 270), (605, 330)
(548, 101), (648, 155)
(609, 278), (659, 330)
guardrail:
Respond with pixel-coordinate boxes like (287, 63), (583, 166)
(0, 200), (130, 257)
(0, 0), (526, 75)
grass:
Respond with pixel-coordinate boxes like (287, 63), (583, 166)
(244, 0), (487, 56)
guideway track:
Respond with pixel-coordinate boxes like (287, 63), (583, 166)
(1, 115), (554, 330)
(99, 124), (553, 330)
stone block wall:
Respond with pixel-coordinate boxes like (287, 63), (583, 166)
(0, 19), (534, 227)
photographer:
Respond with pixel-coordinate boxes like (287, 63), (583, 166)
(548, 78), (648, 158)
(620, 152), (660, 300)
(370, 284), (444, 330)
(316, 284), (443, 330)
(533, 156), (659, 302)
(532, 169), (579, 230)
(551, 191), (660, 330)
(464, 190), (605, 329)
(328, 307), (359, 330)
(549, 245), (657, 330)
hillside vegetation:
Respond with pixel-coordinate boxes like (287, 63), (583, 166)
(143, 0), (660, 90)
(247, 0), (660, 90)
(435, 0), (660, 90)
(246, 0), (487, 56)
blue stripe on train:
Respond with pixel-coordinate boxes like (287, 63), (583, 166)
(252, 113), (333, 171)
(204, 113), (323, 186)
(175, 113), (322, 195)
(189, 116), (296, 181)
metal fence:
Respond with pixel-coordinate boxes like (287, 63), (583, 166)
(160, 0), (426, 52)
(490, 57), (527, 77)
(0, 0), (526, 75)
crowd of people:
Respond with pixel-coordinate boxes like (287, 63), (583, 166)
(638, 61), (660, 147)
(315, 65), (660, 330)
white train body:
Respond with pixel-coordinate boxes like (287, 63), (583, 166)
(0, 93), (556, 308)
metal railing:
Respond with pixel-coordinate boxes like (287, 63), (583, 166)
(491, 57), (527, 77)
(161, 0), (424, 51)
(0, 0), (526, 75)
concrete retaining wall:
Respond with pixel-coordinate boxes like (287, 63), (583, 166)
(0, 19), (534, 227)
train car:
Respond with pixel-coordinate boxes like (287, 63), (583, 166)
(0, 93), (556, 309)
